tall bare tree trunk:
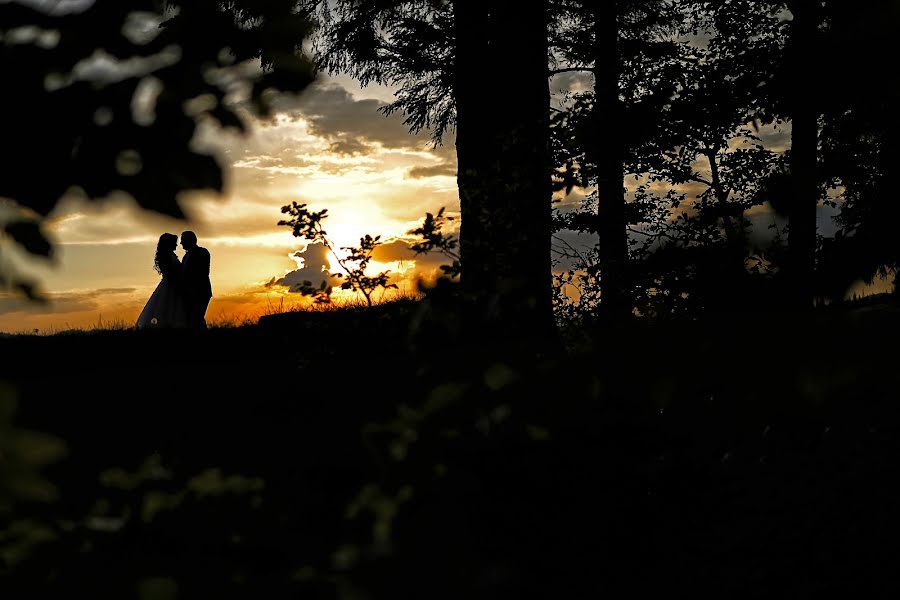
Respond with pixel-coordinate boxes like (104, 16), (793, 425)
(787, 0), (819, 309)
(491, 0), (553, 329)
(453, 0), (554, 342)
(453, 0), (493, 299)
(592, 0), (629, 320)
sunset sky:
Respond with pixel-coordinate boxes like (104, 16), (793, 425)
(0, 74), (472, 333)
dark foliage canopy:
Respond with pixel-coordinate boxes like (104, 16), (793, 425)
(0, 0), (315, 296)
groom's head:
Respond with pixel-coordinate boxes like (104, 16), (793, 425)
(180, 231), (198, 251)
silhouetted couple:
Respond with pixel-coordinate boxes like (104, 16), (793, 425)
(136, 231), (212, 329)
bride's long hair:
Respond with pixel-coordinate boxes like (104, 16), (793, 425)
(154, 233), (179, 275)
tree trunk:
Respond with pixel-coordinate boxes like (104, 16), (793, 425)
(591, 0), (630, 320)
(706, 148), (735, 239)
(490, 0), (553, 329)
(453, 0), (494, 299)
(787, 1), (819, 309)
(705, 147), (750, 309)
(453, 0), (554, 343)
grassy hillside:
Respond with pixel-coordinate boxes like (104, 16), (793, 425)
(2, 297), (899, 598)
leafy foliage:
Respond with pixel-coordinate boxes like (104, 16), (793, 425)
(306, 0), (455, 145)
(407, 207), (461, 279)
(550, 1), (792, 319)
(0, 0), (315, 296)
(278, 201), (397, 306)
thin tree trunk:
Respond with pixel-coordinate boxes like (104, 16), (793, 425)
(592, 0), (629, 320)
(705, 149), (735, 239)
(706, 147), (749, 309)
(453, 0), (493, 299)
(490, 0), (553, 328)
(787, 0), (819, 309)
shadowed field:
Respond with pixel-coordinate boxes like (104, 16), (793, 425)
(2, 298), (899, 598)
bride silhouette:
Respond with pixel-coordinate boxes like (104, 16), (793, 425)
(136, 233), (188, 329)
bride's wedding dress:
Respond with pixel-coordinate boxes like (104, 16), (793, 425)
(136, 253), (188, 328)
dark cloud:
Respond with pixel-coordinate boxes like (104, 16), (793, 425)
(316, 160), (375, 176)
(328, 138), (372, 156)
(0, 286), (139, 316)
(755, 124), (791, 152)
(0, 290), (106, 315)
(744, 203), (839, 246)
(273, 83), (428, 153)
(371, 239), (417, 263)
(406, 163), (457, 179)
(232, 153), (367, 178)
(372, 238), (456, 271)
(272, 242), (340, 293)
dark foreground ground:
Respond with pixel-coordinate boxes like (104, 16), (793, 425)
(2, 298), (899, 598)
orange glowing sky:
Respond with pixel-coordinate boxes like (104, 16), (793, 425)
(0, 75), (463, 333)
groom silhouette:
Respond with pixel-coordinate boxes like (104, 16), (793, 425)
(180, 231), (212, 328)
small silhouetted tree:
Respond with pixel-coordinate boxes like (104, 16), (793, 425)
(278, 202), (397, 306)
(408, 207), (461, 279)
(632, 1), (783, 313)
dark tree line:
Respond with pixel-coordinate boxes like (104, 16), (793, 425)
(2, 0), (899, 327)
(307, 0), (900, 329)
